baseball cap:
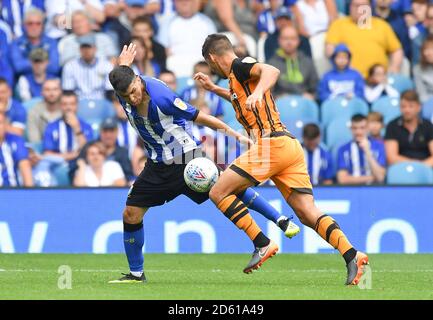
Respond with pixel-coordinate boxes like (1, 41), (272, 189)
(29, 48), (48, 62)
(100, 117), (118, 130)
(275, 7), (292, 19)
(77, 33), (96, 47)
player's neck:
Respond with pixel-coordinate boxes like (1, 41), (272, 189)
(221, 53), (238, 77)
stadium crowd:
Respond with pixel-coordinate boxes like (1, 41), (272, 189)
(1, 0), (433, 187)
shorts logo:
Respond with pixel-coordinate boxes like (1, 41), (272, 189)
(174, 98), (188, 110)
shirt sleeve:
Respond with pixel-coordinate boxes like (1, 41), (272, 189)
(232, 57), (258, 84)
(81, 121), (94, 141)
(384, 122), (398, 140)
(337, 146), (349, 172)
(375, 141), (387, 167)
(13, 136), (29, 162)
(214, 97), (224, 117)
(10, 103), (27, 129)
(383, 20), (402, 53)
(325, 19), (343, 45)
(42, 124), (57, 152)
(323, 150), (334, 180)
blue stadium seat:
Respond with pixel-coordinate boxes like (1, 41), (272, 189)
(276, 95), (319, 125)
(222, 99), (237, 124)
(217, 78), (229, 89)
(325, 117), (352, 150)
(321, 97), (369, 127)
(285, 117), (319, 140)
(388, 74), (414, 93)
(176, 76), (194, 95)
(78, 99), (115, 133)
(371, 96), (401, 124)
(387, 162), (433, 184)
(52, 164), (71, 186)
(23, 97), (43, 112)
(422, 98), (433, 122)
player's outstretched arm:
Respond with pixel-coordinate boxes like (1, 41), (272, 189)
(194, 111), (252, 146)
(245, 63), (280, 110)
(118, 43), (137, 67)
(193, 72), (231, 101)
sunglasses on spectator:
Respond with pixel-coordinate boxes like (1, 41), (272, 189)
(26, 21), (43, 26)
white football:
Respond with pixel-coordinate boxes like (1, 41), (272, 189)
(184, 157), (219, 193)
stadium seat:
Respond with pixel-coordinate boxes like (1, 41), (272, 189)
(321, 97), (369, 127)
(222, 99), (237, 124)
(257, 35), (267, 63)
(176, 76), (194, 95)
(309, 32), (332, 77)
(325, 117), (352, 150)
(371, 96), (401, 124)
(276, 95), (320, 124)
(217, 78), (229, 89)
(388, 74), (414, 93)
(221, 32), (257, 58)
(422, 98), (433, 122)
(52, 163), (71, 186)
(387, 162), (433, 184)
(23, 97), (43, 112)
(285, 117), (319, 140)
(78, 99), (115, 133)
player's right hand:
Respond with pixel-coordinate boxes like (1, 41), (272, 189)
(193, 72), (215, 91)
(118, 43), (137, 67)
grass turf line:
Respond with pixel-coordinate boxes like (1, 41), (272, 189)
(0, 254), (432, 300)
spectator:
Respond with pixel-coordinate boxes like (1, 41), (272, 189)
(367, 111), (385, 141)
(0, 27), (13, 88)
(374, 0), (411, 60)
(318, 43), (365, 103)
(0, 78), (26, 136)
(292, 0), (338, 38)
(182, 61), (224, 118)
(364, 64), (400, 105)
(385, 90), (433, 167)
(158, 0), (217, 76)
(27, 79), (62, 143)
(73, 141), (126, 187)
(0, 112), (33, 186)
(407, 0), (430, 65)
(131, 15), (166, 72)
(0, 0), (45, 38)
(43, 91), (93, 162)
(158, 69), (178, 92)
(93, 117), (134, 181)
(268, 25), (318, 99)
(413, 35), (433, 104)
(16, 48), (54, 102)
(264, 7), (312, 62)
(302, 123), (333, 185)
(9, 7), (60, 78)
(337, 114), (386, 184)
(121, 0), (160, 31)
(58, 11), (117, 66)
(102, 0), (131, 50)
(62, 33), (113, 100)
(325, 0), (403, 78)
(45, 0), (105, 39)
(256, 0), (284, 37)
(130, 36), (161, 77)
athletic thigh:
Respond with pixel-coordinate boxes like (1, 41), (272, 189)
(209, 167), (254, 205)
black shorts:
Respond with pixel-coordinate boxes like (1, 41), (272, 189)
(126, 150), (210, 208)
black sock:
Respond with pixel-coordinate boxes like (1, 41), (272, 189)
(343, 248), (357, 264)
(253, 232), (271, 248)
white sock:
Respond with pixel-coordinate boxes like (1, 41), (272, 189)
(277, 216), (288, 223)
(131, 271), (143, 277)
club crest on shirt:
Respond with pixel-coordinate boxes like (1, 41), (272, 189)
(174, 98), (187, 110)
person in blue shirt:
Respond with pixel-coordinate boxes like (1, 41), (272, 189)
(181, 61), (224, 119)
(337, 114), (386, 185)
(43, 91), (93, 162)
(0, 0), (45, 38)
(257, 0), (285, 37)
(0, 112), (33, 186)
(318, 43), (365, 103)
(0, 28), (13, 88)
(9, 7), (60, 78)
(302, 123), (334, 185)
(107, 44), (300, 283)
(0, 78), (26, 136)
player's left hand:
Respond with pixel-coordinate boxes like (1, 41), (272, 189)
(118, 43), (137, 67)
(245, 91), (263, 111)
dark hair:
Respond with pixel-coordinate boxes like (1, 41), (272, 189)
(420, 35), (433, 69)
(351, 114), (367, 123)
(61, 90), (77, 100)
(132, 15), (153, 29)
(367, 63), (386, 78)
(109, 66), (136, 94)
(400, 90), (420, 104)
(302, 123), (321, 140)
(202, 34), (233, 59)
(0, 77), (10, 87)
(367, 111), (384, 123)
(159, 69), (175, 76)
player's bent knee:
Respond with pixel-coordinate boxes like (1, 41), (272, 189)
(209, 185), (226, 204)
(123, 206), (145, 224)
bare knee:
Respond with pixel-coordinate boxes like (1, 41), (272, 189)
(288, 193), (322, 228)
(123, 206), (146, 224)
(209, 185), (227, 205)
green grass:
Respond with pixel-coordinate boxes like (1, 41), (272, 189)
(0, 254), (432, 300)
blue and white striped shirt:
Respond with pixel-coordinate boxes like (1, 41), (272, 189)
(0, 133), (28, 186)
(303, 145), (333, 185)
(117, 76), (201, 163)
(62, 57), (113, 100)
(117, 119), (138, 159)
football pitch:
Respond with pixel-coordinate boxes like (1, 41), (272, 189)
(0, 254), (432, 300)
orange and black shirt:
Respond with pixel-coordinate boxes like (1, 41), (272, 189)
(228, 57), (286, 139)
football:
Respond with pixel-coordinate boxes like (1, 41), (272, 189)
(184, 157), (219, 193)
